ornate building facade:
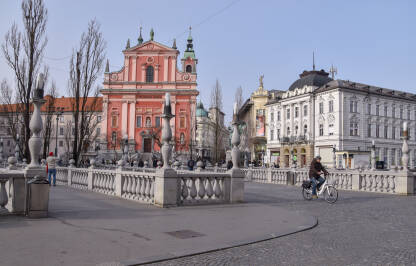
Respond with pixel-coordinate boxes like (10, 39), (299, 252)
(101, 28), (199, 157)
(266, 67), (416, 169)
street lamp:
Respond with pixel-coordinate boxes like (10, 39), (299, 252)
(55, 108), (63, 157)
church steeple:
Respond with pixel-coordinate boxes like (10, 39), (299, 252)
(183, 26), (196, 60)
(126, 38), (130, 49)
(138, 26), (143, 45)
(105, 59), (109, 73)
(172, 38), (177, 49)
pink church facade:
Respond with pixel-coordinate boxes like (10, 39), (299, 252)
(102, 28), (198, 154)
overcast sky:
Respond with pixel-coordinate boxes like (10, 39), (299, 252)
(1, 0), (415, 123)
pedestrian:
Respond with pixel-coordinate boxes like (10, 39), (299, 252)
(227, 160), (233, 170)
(138, 159), (144, 167)
(47, 152), (57, 186)
(187, 158), (195, 170)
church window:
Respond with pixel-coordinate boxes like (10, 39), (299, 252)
(146, 66), (154, 82)
(180, 133), (185, 145)
(319, 102), (324, 114)
(136, 116), (142, 128)
(186, 65), (192, 73)
(155, 116), (161, 127)
(111, 132), (117, 144)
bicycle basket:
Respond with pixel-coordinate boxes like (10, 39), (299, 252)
(302, 180), (311, 189)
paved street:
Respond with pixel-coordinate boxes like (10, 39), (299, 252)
(152, 182), (416, 266)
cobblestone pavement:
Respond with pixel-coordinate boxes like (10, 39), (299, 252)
(151, 182), (416, 266)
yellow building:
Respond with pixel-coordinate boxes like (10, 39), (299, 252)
(238, 76), (280, 164)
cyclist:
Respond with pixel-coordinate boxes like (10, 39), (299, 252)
(309, 156), (328, 199)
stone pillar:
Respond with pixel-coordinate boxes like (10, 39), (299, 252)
(163, 56), (169, 82)
(154, 93), (180, 207)
(128, 101), (135, 140)
(401, 122), (409, 171)
(132, 56), (136, 81)
(170, 56), (176, 82)
(371, 140), (376, 170)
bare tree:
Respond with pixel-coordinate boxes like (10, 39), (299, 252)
(210, 79), (224, 163)
(41, 81), (57, 159)
(235, 86), (243, 110)
(68, 19), (106, 165)
(1, 0), (48, 161)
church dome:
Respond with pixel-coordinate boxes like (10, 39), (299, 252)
(196, 101), (208, 117)
(288, 69), (332, 91)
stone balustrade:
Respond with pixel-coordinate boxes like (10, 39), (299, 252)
(241, 167), (415, 195)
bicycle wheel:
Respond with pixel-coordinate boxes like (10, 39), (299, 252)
(324, 186), (338, 203)
(302, 187), (312, 200)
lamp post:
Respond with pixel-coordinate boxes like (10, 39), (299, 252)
(371, 140), (376, 170)
(55, 109), (63, 157)
(332, 144), (337, 169)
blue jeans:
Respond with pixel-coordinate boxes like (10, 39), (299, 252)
(311, 176), (325, 195)
(48, 169), (56, 186)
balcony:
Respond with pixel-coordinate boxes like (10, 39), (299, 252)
(280, 135), (310, 145)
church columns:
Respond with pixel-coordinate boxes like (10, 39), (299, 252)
(170, 56), (176, 82)
(132, 56), (136, 81)
(128, 101), (135, 140)
(101, 98), (108, 140)
(155, 64), (160, 82)
(141, 64), (146, 82)
(164, 56), (168, 82)
(121, 100), (128, 137)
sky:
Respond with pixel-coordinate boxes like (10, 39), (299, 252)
(0, 0), (415, 124)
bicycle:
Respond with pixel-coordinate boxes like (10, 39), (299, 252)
(302, 176), (338, 203)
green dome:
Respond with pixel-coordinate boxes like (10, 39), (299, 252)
(196, 102), (208, 117)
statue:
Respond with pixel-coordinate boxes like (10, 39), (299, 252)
(259, 74), (264, 88)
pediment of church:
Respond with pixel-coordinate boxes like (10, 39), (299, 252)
(125, 41), (177, 54)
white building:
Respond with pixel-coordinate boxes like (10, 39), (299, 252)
(266, 68), (416, 169)
(194, 102), (230, 162)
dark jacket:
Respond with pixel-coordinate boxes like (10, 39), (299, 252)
(309, 159), (328, 179)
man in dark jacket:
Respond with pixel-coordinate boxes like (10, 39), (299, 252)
(309, 156), (328, 198)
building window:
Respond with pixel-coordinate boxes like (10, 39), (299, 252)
(97, 115), (102, 122)
(96, 127), (101, 136)
(111, 115), (118, 128)
(384, 106), (388, 117)
(59, 127), (64, 136)
(367, 103), (371, 115)
(180, 116), (185, 128)
(270, 129), (274, 140)
(407, 109), (411, 120)
(304, 124), (307, 135)
(59, 140), (63, 147)
(295, 107), (299, 118)
(376, 125), (380, 138)
(146, 66), (154, 82)
(295, 125), (299, 135)
(145, 117), (152, 127)
(367, 124), (372, 137)
(185, 65), (192, 73)
(277, 111), (281, 121)
(391, 148), (396, 165)
(319, 124), (324, 136)
(136, 116), (142, 128)
(277, 129), (280, 139)
(111, 132), (117, 144)
(400, 108), (403, 119)
(155, 116), (161, 127)
(384, 125), (388, 138)
(286, 109), (290, 119)
(287, 127), (290, 136)
(376, 105), (380, 116)
(392, 127), (396, 139)
(350, 101), (358, 113)
(180, 133), (185, 145)
(329, 100), (334, 113)
(350, 122), (358, 136)
(392, 107), (396, 118)
(319, 102), (324, 114)
(303, 105), (308, 116)
(270, 111), (274, 122)
(400, 127), (403, 137)
(72, 127), (75, 136)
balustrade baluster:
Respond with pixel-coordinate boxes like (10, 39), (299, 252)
(190, 178), (197, 199)
(205, 177), (213, 199)
(150, 177), (154, 202)
(181, 178), (189, 201)
(197, 177), (206, 199)
(145, 177), (151, 201)
(214, 178), (221, 199)
(140, 177), (146, 199)
(122, 176), (127, 196)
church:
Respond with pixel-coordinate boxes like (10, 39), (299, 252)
(101, 28), (199, 158)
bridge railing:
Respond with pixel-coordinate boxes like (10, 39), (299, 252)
(240, 167), (415, 195)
